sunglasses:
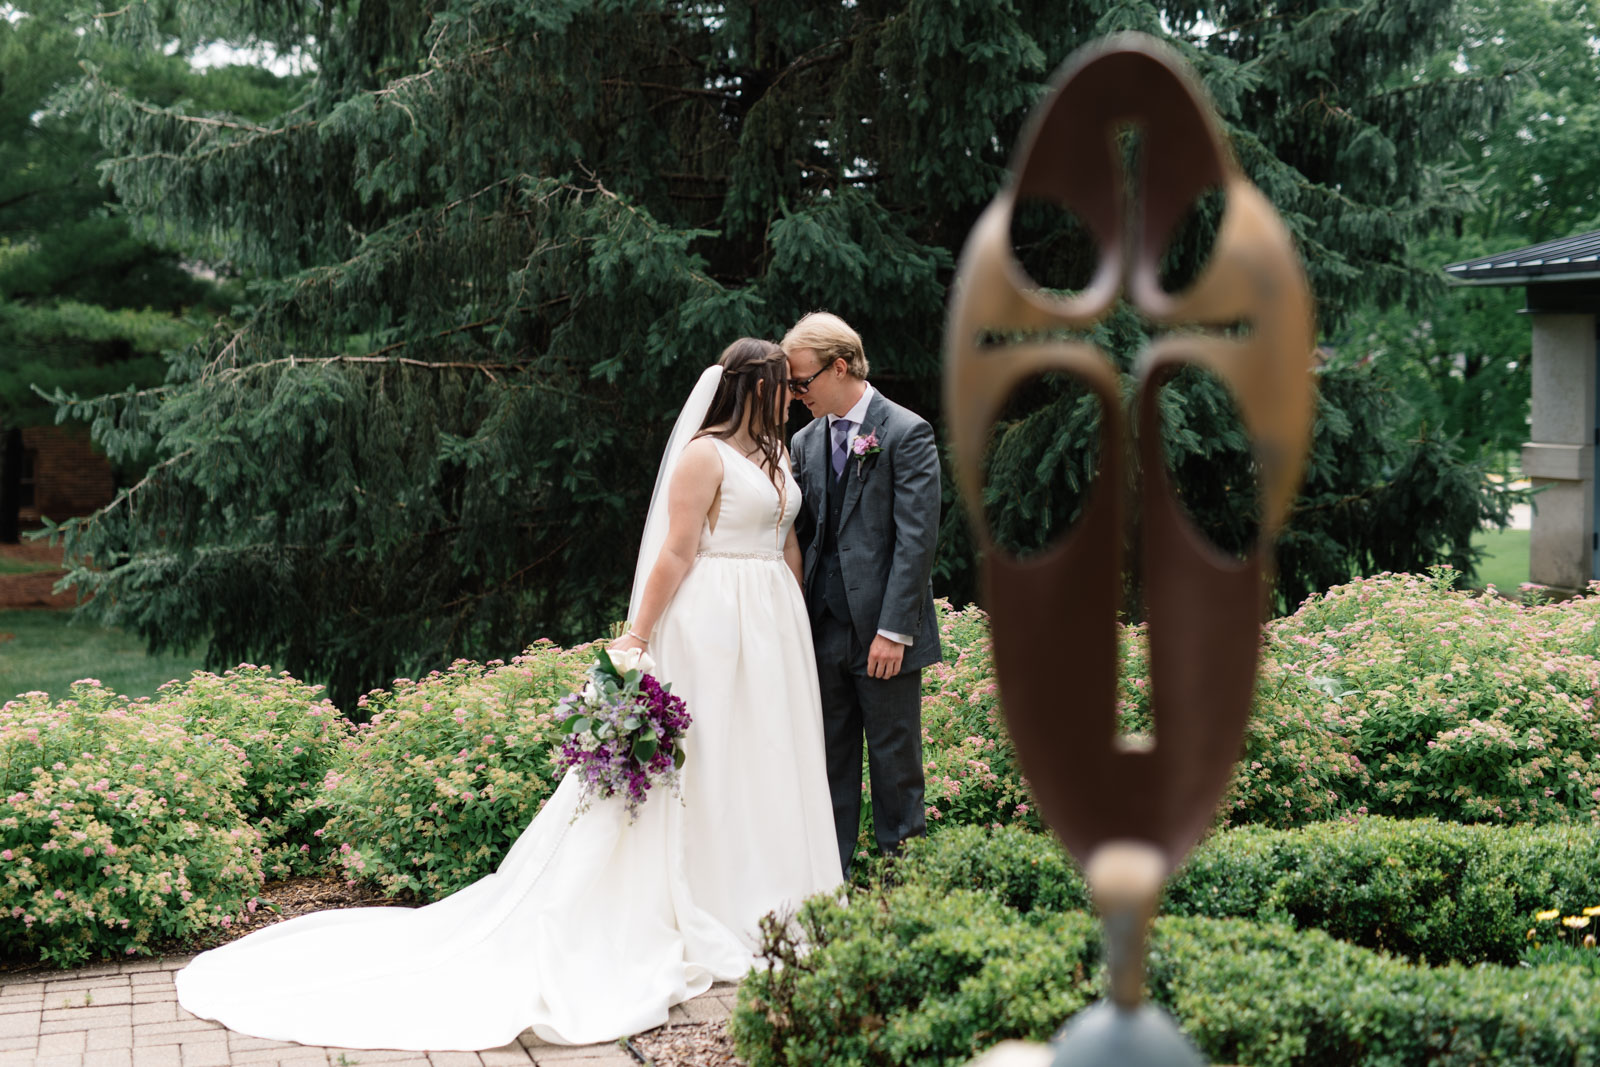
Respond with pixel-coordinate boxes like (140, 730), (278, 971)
(785, 359), (840, 396)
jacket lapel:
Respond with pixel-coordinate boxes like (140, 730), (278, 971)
(838, 391), (888, 529)
(807, 416), (830, 507)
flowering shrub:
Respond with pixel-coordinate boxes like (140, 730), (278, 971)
(1115, 627), (1362, 828)
(884, 600), (1355, 860)
(917, 601), (1041, 832)
(157, 667), (351, 877)
(0, 683), (264, 967)
(1275, 569), (1600, 824)
(312, 641), (595, 901)
(906, 573), (1600, 840)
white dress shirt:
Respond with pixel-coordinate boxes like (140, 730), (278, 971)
(827, 384), (914, 648)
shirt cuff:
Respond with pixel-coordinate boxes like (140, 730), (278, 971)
(877, 628), (914, 646)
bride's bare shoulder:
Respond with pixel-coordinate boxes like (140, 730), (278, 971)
(674, 437), (723, 481)
(682, 435), (722, 459)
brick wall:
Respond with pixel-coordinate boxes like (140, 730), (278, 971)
(17, 425), (115, 526)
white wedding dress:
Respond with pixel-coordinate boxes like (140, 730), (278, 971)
(175, 436), (843, 1051)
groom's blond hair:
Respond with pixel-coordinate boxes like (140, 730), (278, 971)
(781, 312), (869, 380)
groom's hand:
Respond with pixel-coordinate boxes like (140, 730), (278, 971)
(866, 635), (906, 679)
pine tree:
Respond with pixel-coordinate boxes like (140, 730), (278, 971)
(0, 1), (299, 486)
(49, 0), (1515, 705)
(1339, 0), (1600, 464)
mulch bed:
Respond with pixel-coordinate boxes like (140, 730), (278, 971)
(629, 1022), (743, 1066)
(0, 872), (403, 978)
(205, 872), (411, 945)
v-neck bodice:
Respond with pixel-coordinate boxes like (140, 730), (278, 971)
(702, 438), (800, 556)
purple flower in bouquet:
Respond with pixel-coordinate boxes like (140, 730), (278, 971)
(552, 649), (691, 821)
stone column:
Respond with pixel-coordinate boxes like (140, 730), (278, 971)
(1522, 312), (1596, 593)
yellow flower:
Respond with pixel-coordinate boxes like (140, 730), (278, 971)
(1583, 905), (1600, 917)
(1563, 915), (1591, 929)
(1536, 909), (1561, 921)
(1586, 934), (1597, 949)
(1526, 928), (1537, 941)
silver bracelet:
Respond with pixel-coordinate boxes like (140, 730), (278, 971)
(624, 629), (649, 644)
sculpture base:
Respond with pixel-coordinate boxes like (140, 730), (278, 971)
(1049, 1001), (1205, 1067)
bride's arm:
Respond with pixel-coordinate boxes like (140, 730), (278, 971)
(619, 438), (722, 647)
(783, 524), (803, 589)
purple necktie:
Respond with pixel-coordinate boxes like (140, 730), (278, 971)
(831, 419), (853, 479)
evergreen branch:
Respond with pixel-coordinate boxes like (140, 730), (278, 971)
(665, 190), (729, 202)
(32, 381), (178, 404)
(1299, 90), (1358, 126)
(85, 447), (196, 523)
(599, 79), (735, 100)
(1182, 13), (1297, 40)
(377, 41), (515, 100)
(581, 175), (721, 293)
(438, 537), (573, 613)
(207, 352), (528, 383)
(199, 326), (250, 382)
(767, 35), (856, 93)
(1357, 65), (1528, 107)
(93, 78), (287, 135)
(93, 38), (507, 171)
(362, 319), (505, 366)
(435, 177), (517, 219)
(1291, 485), (1387, 515)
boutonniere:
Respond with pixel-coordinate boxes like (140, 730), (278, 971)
(851, 430), (882, 481)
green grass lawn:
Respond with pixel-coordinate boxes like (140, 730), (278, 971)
(0, 557), (59, 575)
(1472, 527), (1530, 592)
(0, 611), (209, 704)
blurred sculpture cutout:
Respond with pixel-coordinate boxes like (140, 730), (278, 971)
(944, 33), (1316, 1067)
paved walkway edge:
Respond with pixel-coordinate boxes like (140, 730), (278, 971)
(0, 958), (738, 1067)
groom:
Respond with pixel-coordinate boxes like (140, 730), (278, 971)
(783, 312), (942, 878)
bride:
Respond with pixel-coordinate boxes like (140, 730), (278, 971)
(175, 338), (844, 1050)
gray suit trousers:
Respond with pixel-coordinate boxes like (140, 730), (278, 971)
(813, 611), (926, 877)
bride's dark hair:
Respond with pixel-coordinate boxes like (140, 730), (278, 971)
(694, 338), (789, 491)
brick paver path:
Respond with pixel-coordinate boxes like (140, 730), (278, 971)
(0, 958), (737, 1067)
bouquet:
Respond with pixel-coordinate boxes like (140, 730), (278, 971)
(553, 647), (691, 821)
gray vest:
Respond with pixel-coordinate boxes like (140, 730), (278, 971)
(810, 462), (851, 624)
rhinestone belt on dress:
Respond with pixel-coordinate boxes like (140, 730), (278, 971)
(696, 550), (784, 561)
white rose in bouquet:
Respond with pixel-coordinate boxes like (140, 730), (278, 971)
(607, 646), (656, 675)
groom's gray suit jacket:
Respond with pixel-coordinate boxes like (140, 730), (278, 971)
(792, 388), (943, 672)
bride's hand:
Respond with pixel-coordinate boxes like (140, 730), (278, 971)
(609, 633), (648, 656)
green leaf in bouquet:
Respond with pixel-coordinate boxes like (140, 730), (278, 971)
(623, 669), (642, 689)
(672, 744), (687, 770)
(622, 715), (641, 730)
(595, 650), (622, 680)
(564, 715), (591, 736)
(633, 736), (658, 762)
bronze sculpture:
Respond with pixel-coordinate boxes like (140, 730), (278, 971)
(944, 33), (1315, 1067)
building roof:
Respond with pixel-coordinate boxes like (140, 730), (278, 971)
(1444, 229), (1600, 286)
